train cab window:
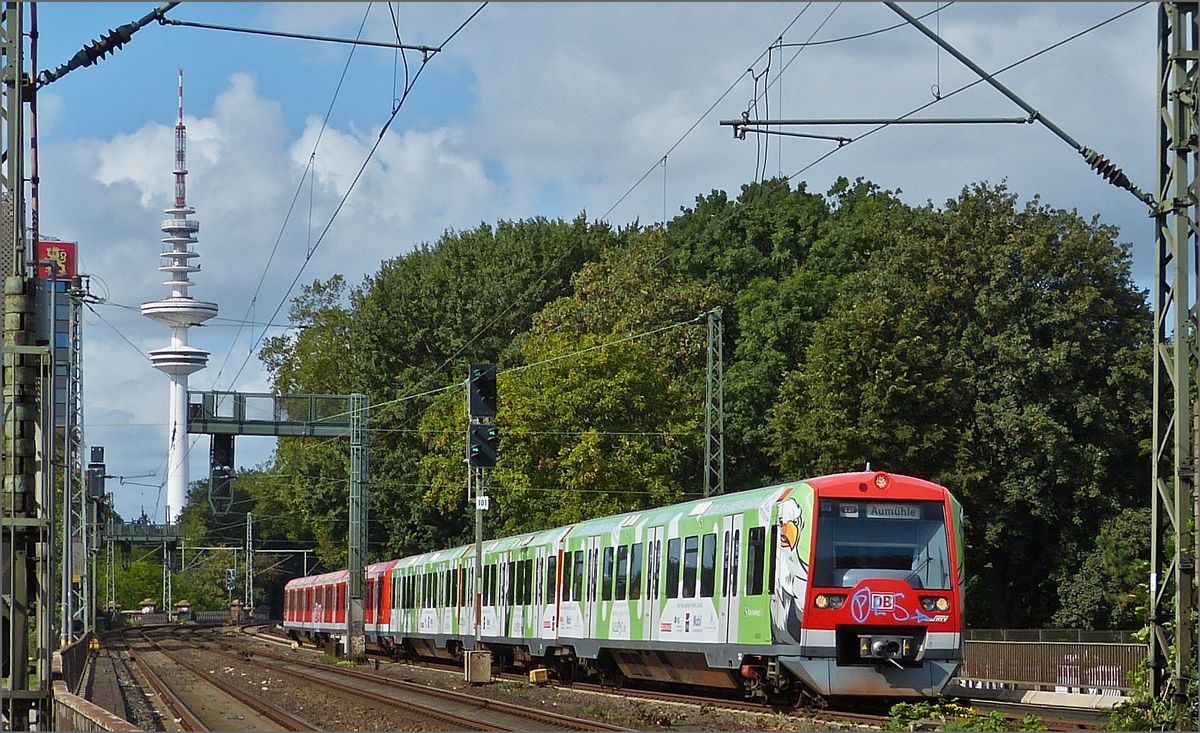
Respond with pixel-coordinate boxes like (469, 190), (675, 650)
(813, 500), (952, 590)
(746, 526), (766, 595)
(683, 536), (699, 597)
(572, 550), (585, 602)
(665, 538), (681, 599)
(546, 555), (558, 604)
(629, 543), (643, 600)
(701, 533), (717, 598)
(523, 559), (534, 605)
(615, 545), (629, 601)
(602, 547), (615, 601)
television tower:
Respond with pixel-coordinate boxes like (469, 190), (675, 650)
(141, 70), (217, 524)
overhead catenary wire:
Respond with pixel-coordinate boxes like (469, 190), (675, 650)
(220, 2), (488, 395)
(208, 3), (376, 392)
(600, 3), (816, 222)
(780, 2), (1151, 186)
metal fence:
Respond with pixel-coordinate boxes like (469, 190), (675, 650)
(960, 639), (1144, 693)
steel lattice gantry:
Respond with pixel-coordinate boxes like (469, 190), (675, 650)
(1152, 3), (1200, 721)
(1, 2), (52, 728)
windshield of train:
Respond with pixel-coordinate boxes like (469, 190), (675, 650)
(812, 499), (952, 590)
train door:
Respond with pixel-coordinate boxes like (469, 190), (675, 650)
(645, 526), (664, 640)
(585, 536), (602, 638)
(463, 558), (476, 638)
(534, 544), (551, 640)
(499, 553), (511, 638)
(719, 513), (743, 644)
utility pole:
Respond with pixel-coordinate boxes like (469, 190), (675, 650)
(244, 512), (254, 613)
(703, 308), (725, 498)
(1150, 5), (1199, 726)
(346, 393), (369, 659)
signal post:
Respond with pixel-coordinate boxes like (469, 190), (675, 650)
(465, 363), (497, 683)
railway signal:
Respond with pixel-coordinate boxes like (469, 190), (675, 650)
(468, 423), (499, 468)
(468, 363), (497, 418)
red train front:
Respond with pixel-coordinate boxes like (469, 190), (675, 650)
(773, 471), (964, 697)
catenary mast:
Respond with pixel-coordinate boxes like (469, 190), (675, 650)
(141, 70), (217, 524)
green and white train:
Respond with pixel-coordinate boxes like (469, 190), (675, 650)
(284, 470), (964, 700)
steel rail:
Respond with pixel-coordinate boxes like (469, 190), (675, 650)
(135, 631), (319, 731)
(120, 631), (208, 731)
(222, 629), (632, 731)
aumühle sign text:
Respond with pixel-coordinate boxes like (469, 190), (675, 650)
(865, 503), (921, 520)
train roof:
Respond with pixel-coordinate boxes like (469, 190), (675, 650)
(285, 568), (349, 589)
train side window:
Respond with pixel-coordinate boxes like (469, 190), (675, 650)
(629, 543), (643, 601)
(665, 538), (681, 599)
(683, 536), (700, 597)
(768, 524), (778, 594)
(524, 558), (534, 605)
(572, 550), (585, 602)
(731, 529), (741, 598)
(561, 553), (573, 601)
(602, 547), (615, 601)
(615, 545), (629, 601)
(722, 531), (731, 597)
(653, 539), (662, 599)
(507, 561), (516, 606)
(490, 564), (499, 606)
(701, 533), (717, 598)
(535, 557), (543, 604)
(587, 548), (598, 602)
(366, 580), (374, 612)
(546, 555), (558, 604)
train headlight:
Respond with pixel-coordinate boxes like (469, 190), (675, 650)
(815, 593), (846, 610)
(919, 596), (950, 612)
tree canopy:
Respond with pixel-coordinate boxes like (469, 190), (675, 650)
(172, 176), (1151, 631)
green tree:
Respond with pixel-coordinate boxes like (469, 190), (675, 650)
(419, 228), (719, 536)
(666, 178), (908, 492)
(768, 182), (1151, 627)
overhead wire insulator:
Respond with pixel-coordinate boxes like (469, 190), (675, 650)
(36, 2), (179, 88)
(1080, 147), (1155, 207)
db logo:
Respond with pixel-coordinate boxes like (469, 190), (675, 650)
(871, 593), (895, 612)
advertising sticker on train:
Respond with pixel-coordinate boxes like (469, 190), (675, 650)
(866, 503), (920, 519)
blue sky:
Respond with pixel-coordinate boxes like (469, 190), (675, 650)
(32, 2), (1156, 521)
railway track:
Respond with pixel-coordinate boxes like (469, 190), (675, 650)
(241, 623), (1110, 730)
(237, 624), (878, 728)
(153, 625), (631, 731)
(128, 628), (319, 731)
